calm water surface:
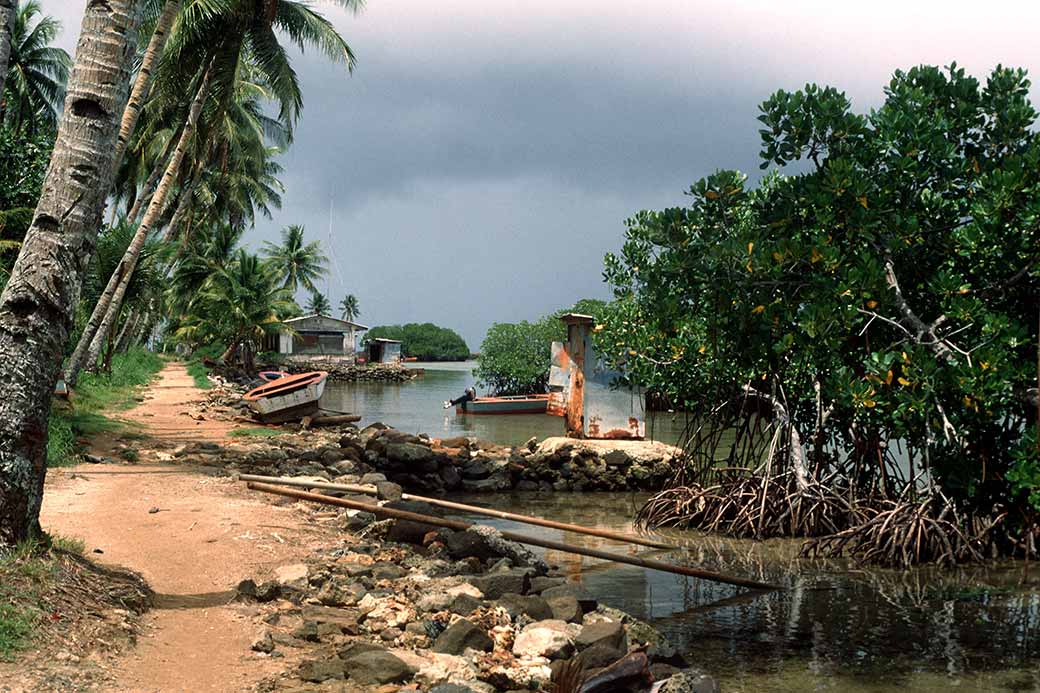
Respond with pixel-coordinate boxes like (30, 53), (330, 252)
(321, 361), (690, 445)
(448, 493), (1040, 693)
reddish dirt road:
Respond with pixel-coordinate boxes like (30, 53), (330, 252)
(40, 362), (317, 692)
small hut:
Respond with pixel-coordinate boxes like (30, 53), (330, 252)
(366, 337), (402, 364)
(277, 314), (367, 359)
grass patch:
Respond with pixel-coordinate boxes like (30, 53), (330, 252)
(47, 347), (163, 467)
(228, 427), (286, 438)
(185, 359), (212, 389)
(185, 343), (226, 390)
(0, 541), (56, 659)
(0, 536), (150, 662)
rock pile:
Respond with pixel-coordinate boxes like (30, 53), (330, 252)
(176, 423), (681, 495)
(282, 361), (420, 383)
(240, 510), (718, 693)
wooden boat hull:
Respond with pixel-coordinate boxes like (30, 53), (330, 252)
(244, 371), (328, 423)
(457, 394), (550, 415)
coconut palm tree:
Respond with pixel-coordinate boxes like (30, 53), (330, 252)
(339, 294), (359, 322)
(0, 0), (138, 546)
(176, 249), (294, 369)
(1, 0), (71, 133)
(0, 1), (18, 102)
(263, 224), (328, 294)
(306, 291), (331, 316)
(68, 0), (359, 384)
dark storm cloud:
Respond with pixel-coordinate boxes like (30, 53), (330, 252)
(47, 0), (1040, 348)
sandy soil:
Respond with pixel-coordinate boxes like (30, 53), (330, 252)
(38, 362), (318, 692)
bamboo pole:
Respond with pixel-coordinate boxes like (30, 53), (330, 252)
(245, 481), (779, 591)
(236, 473), (679, 551)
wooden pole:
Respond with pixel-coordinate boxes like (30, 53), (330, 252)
(245, 481), (779, 591)
(236, 473), (680, 551)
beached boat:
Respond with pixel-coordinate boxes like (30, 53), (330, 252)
(258, 370), (290, 381)
(456, 394), (550, 415)
(244, 371), (328, 423)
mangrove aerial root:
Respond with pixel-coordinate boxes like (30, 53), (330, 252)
(801, 496), (996, 568)
(635, 471), (864, 540)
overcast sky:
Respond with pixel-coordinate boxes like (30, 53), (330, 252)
(51, 0), (1040, 349)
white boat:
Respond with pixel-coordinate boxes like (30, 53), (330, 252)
(243, 371), (328, 423)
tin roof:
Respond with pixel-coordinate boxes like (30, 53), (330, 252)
(283, 314), (369, 331)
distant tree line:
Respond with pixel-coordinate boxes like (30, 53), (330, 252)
(365, 323), (469, 361)
(474, 299), (606, 395)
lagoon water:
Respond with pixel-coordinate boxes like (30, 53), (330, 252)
(322, 360), (691, 446)
(324, 362), (1040, 691)
(450, 493), (1040, 693)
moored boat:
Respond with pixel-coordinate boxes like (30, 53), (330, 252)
(456, 394), (550, 415)
(244, 371), (328, 423)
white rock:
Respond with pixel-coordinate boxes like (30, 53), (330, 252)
(511, 619), (580, 659)
(273, 563), (308, 586)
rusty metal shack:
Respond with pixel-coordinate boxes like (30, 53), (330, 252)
(366, 337), (402, 364)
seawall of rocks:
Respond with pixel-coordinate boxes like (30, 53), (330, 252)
(280, 361), (420, 383)
(177, 423), (681, 495)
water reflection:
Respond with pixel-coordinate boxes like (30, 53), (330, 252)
(321, 362), (692, 446)
(448, 492), (1040, 692)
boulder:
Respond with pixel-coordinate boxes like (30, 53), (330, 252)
(544, 591), (582, 623)
(439, 464), (462, 489)
(250, 629), (274, 653)
(431, 618), (494, 655)
(386, 442), (435, 464)
(374, 480), (403, 501)
(273, 563), (309, 587)
(297, 658), (346, 682)
(541, 583), (598, 612)
(468, 570), (531, 600)
(385, 500), (441, 544)
(575, 620), (626, 652)
(496, 593), (553, 621)
(448, 593), (483, 616)
(444, 526), (547, 572)
(626, 618), (680, 663)
(511, 619), (579, 659)
(342, 648), (417, 685)
(576, 642), (625, 671)
(460, 473), (511, 492)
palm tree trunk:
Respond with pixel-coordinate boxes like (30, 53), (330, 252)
(124, 142), (170, 224)
(0, 0), (17, 100)
(163, 169), (197, 243)
(112, 0), (179, 171)
(114, 307), (140, 353)
(0, 0), (140, 547)
(66, 61), (211, 385)
(132, 308), (153, 347)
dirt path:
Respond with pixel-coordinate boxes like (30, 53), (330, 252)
(40, 362), (316, 692)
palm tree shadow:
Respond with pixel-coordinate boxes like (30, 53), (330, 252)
(151, 589), (238, 609)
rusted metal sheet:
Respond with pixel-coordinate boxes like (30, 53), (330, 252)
(557, 314), (645, 440)
(583, 345), (645, 440)
(547, 341), (573, 417)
